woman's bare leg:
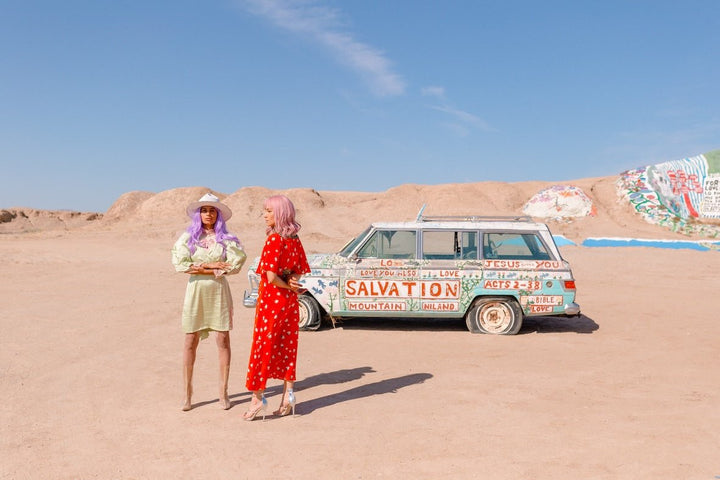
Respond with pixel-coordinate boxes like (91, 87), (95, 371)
(216, 331), (231, 410)
(182, 333), (200, 411)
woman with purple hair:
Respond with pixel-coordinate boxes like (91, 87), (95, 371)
(171, 193), (246, 411)
(243, 194), (310, 421)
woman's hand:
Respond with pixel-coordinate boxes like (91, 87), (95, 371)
(267, 272), (305, 293)
(204, 261), (231, 270)
(187, 262), (231, 275)
(287, 274), (306, 293)
(187, 264), (204, 274)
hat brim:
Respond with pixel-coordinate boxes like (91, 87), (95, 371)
(186, 201), (233, 221)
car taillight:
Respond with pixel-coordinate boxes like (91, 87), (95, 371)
(564, 280), (576, 290)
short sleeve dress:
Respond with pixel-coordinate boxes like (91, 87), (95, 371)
(171, 232), (246, 339)
(246, 233), (310, 391)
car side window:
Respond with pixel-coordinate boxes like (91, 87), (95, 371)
(483, 232), (551, 260)
(422, 231), (455, 259)
(462, 231), (479, 259)
(422, 231), (478, 260)
(357, 230), (416, 259)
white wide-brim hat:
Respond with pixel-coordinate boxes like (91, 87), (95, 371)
(186, 193), (233, 220)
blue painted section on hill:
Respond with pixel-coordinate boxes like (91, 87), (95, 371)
(552, 235), (576, 246)
(581, 237), (720, 251)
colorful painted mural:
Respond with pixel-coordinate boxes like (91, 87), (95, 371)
(301, 255), (576, 318)
(522, 185), (596, 219)
(616, 150), (720, 238)
(582, 237), (720, 251)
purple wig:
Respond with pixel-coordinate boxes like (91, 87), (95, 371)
(186, 208), (241, 255)
(265, 195), (301, 237)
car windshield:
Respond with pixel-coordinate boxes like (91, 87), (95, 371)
(356, 229), (417, 259)
(338, 226), (372, 257)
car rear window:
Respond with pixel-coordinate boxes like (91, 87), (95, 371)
(483, 232), (551, 260)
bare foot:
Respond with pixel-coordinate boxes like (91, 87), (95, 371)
(219, 394), (231, 410)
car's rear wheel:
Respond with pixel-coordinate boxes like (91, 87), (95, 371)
(298, 295), (323, 331)
(465, 297), (522, 335)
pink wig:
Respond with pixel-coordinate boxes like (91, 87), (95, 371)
(265, 195), (301, 237)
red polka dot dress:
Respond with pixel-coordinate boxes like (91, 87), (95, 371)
(246, 233), (310, 391)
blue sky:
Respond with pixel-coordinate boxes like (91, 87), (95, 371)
(2, 0), (719, 212)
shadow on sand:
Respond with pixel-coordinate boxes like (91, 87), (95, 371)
(520, 313), (599, 334)
(322, 314), (598, 335)
(226, 366), (378, 410)
(223, 367), (431, 417)
(212, 315), (595, 411)
(295, 372), (433, 415)
(328, 317), (466, 332)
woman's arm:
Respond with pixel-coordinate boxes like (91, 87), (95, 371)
(187, 261), (231, 275)
(171, 233), (196, 272)
(223, 242), (247, 275)
(266, 271), (302, 292)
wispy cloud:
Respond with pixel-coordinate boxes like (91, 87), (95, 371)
(430, 103), (495, 133)
(421, 86), (445, 98)
(421, 84), (494, 134)
(239, 0), (405, 97)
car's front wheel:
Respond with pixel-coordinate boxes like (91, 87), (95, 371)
(298, 295), (323, 331)
(465, 297), (522, 335)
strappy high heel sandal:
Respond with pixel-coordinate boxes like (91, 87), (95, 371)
(243, 395), (268, 421)
(274, 389), (296, 417)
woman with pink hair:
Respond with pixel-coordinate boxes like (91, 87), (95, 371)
(243, 195), (310, 421)
(172, 193), (246, 412)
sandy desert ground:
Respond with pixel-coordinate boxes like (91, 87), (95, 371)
(1, 176), (718, 479)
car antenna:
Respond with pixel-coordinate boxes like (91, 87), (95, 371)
(415, 203), (427, 221)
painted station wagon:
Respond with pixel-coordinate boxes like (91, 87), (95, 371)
(244, 210), (581, 335)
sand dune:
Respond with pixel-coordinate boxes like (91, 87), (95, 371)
(4, 175), (712, 246)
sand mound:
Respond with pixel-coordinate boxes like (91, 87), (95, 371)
(102, 190), (155, 222)
(0, 177), (694, 243)
(4, 172), (718, 244)
(0, 208), (101, 234)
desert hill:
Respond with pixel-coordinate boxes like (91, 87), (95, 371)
(1, 175), (711, 253)
(0, 207), (101, 234)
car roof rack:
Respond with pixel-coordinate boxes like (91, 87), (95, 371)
(418, 214), (534, 222)
(415, 204), (532, 222)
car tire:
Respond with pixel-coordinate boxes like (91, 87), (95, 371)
(298, 295), (323, 331)
(465, 297), (522, 335)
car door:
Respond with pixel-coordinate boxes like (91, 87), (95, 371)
(338, 228), (420, 316)
(419, 229), (482, 316)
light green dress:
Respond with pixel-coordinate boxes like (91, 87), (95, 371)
(171, 232), (247, 339)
